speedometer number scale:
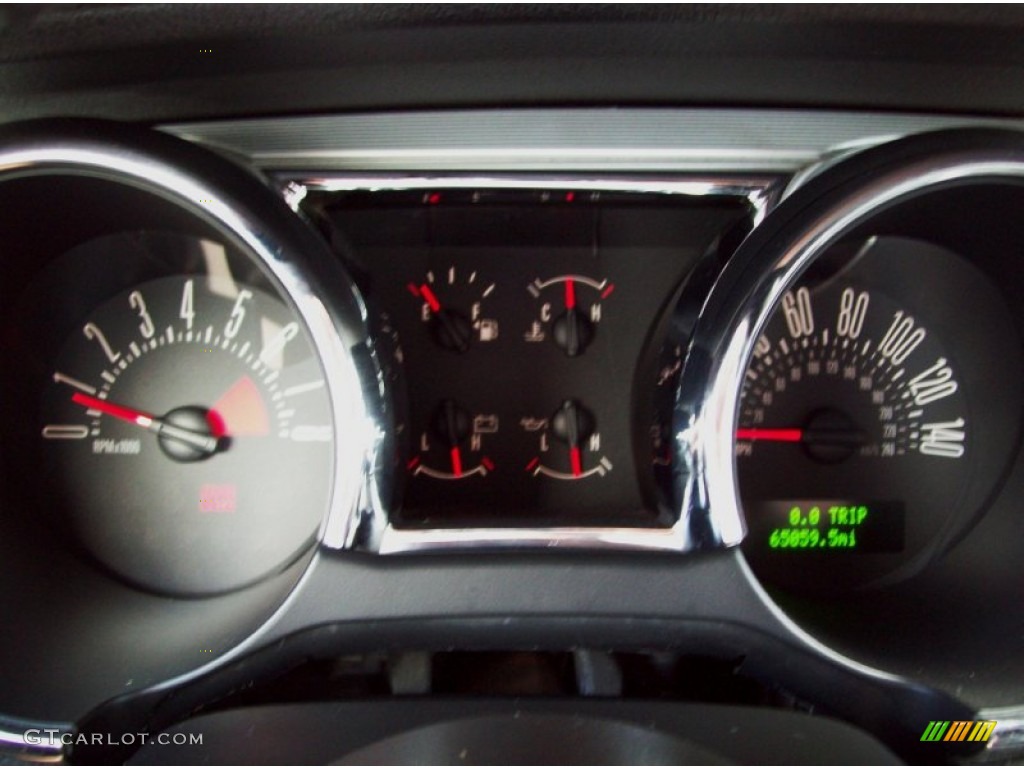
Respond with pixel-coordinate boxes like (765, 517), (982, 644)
(740, 286), (966, 464)
(738, 278), (971, 589)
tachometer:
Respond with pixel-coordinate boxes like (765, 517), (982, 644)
(40, 252), (334, 596)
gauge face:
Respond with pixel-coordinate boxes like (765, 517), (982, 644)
(408, 266), (499, 353)
(41, 272), (334, 595)
(408, 398), (496, 480)
(524, 398), (611, 481)
(323, 194), (750, 526)
(525, 275), (614, 356)
(738, 237), (1023, 592)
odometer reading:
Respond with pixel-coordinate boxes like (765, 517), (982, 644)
(759, 501), (905, 553)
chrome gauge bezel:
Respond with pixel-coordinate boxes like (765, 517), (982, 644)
(0, 135), (376, 571)
(684, 149), (1024, 582)
(282, 173), (782, 555)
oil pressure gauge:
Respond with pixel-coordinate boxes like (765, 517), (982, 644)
(523, 399), (612, 481)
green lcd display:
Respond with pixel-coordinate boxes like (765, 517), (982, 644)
(753, 500), (905, 553)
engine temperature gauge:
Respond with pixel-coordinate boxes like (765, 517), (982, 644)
(525, 275), (614, 356)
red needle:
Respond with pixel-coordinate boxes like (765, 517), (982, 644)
(450, 446), (463, 477)
(420, 284), (442, 313)
(570, 445), (583, 477)
(71, 392), (220, 454)
(72, 392), (154, 427)
(565, 278), (576, 310)
(735, 428), (804, 443)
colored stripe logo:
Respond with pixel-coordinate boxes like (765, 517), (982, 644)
(920, 720), (996, 742)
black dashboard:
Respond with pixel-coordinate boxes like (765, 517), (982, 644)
(2, 5), (1024, 766)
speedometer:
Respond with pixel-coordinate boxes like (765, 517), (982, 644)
(738, 236), (1023, 592)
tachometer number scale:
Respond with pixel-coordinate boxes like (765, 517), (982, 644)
(41, 271), (334, 595)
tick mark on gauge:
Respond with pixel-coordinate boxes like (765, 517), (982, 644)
(53, 371), (97, 395)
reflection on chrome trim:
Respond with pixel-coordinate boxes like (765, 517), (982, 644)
(0, 719), (70, 763)
(284, 173), (782, 555)
(161, 108), (1024, 174)
(679, 152), (1024, 586)
(0, 133), (389, 746)
(284, 174), (781, 225)
(379, 525), (688, 555)
(0, 144), (372, 558)
(975, 706), (1024, 762)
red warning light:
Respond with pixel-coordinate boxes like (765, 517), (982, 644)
(199, 483), (237, 513)
(427, 192), (442, 205)
(565, 192), (575, 202)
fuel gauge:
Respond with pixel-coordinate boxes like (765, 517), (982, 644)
(407, 266), (499, 352)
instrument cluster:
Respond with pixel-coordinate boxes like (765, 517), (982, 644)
(2, 119), (1024, 762)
